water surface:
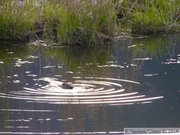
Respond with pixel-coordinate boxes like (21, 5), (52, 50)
(0, 34), (180, 134)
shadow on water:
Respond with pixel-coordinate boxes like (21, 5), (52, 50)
(0, 34), (180, 134)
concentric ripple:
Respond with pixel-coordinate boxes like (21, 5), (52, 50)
(0, 77), (163, 105)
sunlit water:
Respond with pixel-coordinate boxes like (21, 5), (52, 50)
(0, 34), (180, 134)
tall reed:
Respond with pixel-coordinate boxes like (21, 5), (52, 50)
(41, 0), (117, 45)
(0, 0), (117, 45)
(0, 0), (179, 44)
(0, 0), (38, 40)
(131, 0), (180, 34)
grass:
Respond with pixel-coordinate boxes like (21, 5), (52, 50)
(0, 0), (179, 45)
(0, 0), (38, 40)
(118, 0), (180, 34)
(0, 0), (117, 45)
(41, 0), (117, 45)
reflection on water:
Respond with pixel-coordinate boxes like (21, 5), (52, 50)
(0, 76), (163, 105)
(0, 34), (180, 134)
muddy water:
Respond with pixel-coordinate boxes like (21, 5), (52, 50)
(0, 34), (180, 134)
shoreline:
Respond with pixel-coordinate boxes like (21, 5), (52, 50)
(0, 0), (179, 46)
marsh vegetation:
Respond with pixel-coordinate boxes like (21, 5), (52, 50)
(0, 0), (179, 45)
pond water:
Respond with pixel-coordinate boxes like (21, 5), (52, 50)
(0, 34), (180, 134)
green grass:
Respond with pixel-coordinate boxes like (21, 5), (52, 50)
(0, 0), (179, 45)
(120, 0), (180, 34)
(0, 0), (117, 45)
(0, 0), (38, 40)
(40, 0), (117, 45)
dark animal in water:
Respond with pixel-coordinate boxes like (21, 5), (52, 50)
(61, 82), (74, 89)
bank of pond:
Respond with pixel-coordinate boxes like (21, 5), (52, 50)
(0, 0), (179, 46)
